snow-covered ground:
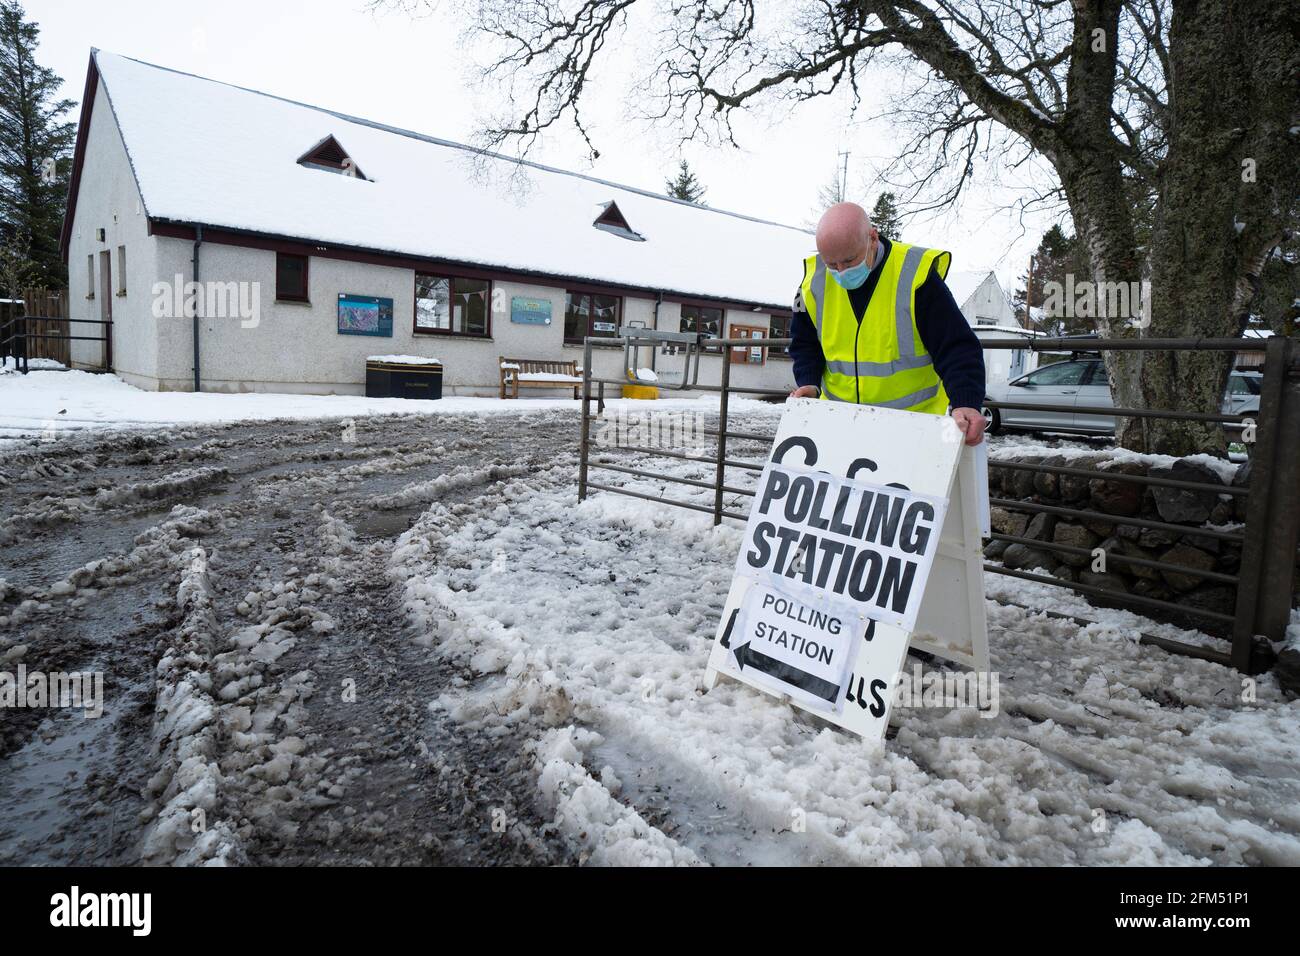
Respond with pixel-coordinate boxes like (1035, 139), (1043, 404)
(2, 377), (1296, 866)
(392, 421), (1300, 866)
(0, 366), (702, 444)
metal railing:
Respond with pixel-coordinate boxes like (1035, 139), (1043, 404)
(577, 332), (1299, 674)
(0, 314), (114, 373)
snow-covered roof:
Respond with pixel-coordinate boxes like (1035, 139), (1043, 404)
(971, 325), (1045, 336)
(944, 270), (994, 308)
(89, 51), (815, 308)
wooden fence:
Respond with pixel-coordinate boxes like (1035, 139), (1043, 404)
(0, 288), (69, 365)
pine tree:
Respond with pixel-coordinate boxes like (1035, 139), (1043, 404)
(869, 191), (902, 241)
(664, 159), (706, 204)
(0, 0), (75, 288)
(1013, 224), (1091, 335)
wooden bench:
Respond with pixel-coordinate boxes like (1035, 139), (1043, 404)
(498, 357), (583, 400)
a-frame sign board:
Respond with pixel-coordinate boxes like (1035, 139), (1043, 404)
(703, 398), (989, 740)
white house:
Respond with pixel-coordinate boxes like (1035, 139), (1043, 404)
(61, 51), (817, 397)
(943, 269), (1037, 384)
(947, 270), (1017, 328)
(62, 50), (1032, 401)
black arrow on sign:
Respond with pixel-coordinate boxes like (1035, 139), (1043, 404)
(732, 642), (839, 703)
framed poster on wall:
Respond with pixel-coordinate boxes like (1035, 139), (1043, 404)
(338, 293), (394, 337)
(511, 296), (552, 325)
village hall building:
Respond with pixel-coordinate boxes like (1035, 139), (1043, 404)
(62, 50), (1012, 398)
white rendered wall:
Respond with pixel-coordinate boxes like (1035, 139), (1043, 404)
(64, 81), (160, 384)
(150, 236), (796, 397)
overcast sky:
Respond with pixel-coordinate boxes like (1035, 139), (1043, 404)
(30, 0), (1065, 294)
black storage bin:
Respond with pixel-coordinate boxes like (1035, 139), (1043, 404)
(365, 358), (443, 399)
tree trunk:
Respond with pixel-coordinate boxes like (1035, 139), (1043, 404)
(1053, 0), (1148, 449)
(1060, 0), (1294, 455)
(1137, 0), (1243, 454)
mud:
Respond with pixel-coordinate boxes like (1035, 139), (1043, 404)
(0, 411), (582, 866)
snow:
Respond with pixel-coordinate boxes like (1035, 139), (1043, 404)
(518, 372), (582, 383)
(6, 374), (1294, 866)
(2, 357), (65, 372)
(92, 51), (814, 309)
(366, 354), (442, 365)
(973, 326), (1045, 339)
(0, 367), (744, 447)
(944, 270), (992, 309)
(137, 517), (335, 865)
(633, 368), (658, 382)
(390, 429), (1300, 866)
(0, 369), (560, 442)
(987, 439), (1242, 484)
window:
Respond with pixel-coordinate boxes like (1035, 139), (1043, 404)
(1081, 360), (1108, 385)
(85, 254), (94, 299)
(564, 291), (622, 343)
(116, 245), (126, 295)
(1228, 374), (1261, 396)
(728, 324), (767, 366)
(276, 253), (309, 302)
(767, 312), (791, 356)
(680, 304), (723, 352)
(414, 273), (490, 337)
(1018, 361), (1088, 387)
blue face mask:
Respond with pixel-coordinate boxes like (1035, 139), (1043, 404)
(829, 243), (875, 290)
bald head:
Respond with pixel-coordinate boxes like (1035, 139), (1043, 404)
(816, 202), (878, 272)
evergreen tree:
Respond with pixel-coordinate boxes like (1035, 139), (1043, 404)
(664, 159), (706, 204)
(869, 191), (902, 241)
(0, 0), (75, 288)
(1013, 224), (1091, 335)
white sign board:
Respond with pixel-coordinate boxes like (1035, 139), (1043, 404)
(704, 398), (989, 740)
(730, 581), (859, 713)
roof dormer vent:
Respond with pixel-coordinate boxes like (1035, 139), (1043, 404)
(298, 135), (368, 180)
(593, 200), (644, 241)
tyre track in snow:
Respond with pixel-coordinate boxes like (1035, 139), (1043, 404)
(0, 409), (582, 864)
(392, 430), (1300, 867)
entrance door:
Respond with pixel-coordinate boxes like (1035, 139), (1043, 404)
(729, 323), (766, 365)
(98, 249), (113, 369)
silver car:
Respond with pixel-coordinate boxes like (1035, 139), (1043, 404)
(981, 358), (1260, 436)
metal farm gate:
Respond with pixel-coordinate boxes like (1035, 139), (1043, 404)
(578, 331), (1300, 674)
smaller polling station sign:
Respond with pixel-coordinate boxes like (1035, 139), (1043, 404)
(705, 398), (982, 740)
(728, 582), (860, 714)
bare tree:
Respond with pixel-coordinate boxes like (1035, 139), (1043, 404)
(802, 166), (846, 228)
(384, 0), (1298, 454)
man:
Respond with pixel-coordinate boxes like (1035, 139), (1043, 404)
(788, 202), (987, 446)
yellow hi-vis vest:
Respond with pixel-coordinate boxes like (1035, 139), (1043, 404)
(800, 241), (952, 414)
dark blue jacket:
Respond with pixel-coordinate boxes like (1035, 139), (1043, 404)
(790, 238), (986, 410)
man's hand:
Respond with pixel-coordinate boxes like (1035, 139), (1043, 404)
(951, 406), (986, 446)
(789, 385), (820, 399)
